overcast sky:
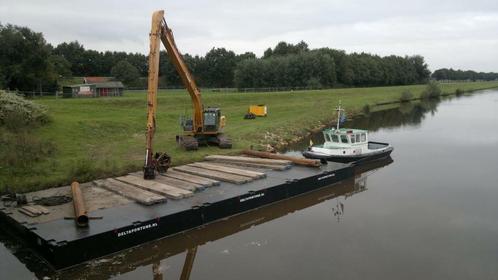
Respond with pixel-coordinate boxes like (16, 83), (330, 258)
(1, 0), (497, 71)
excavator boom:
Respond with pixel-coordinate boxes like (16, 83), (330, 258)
(144, 10), (230, 179)
(158, 18), (204, 132)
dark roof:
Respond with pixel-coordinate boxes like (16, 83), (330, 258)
(64, 82), (124, 89)
(84, 77), (111, 84)
(63, 84), (95, 88)
(95, 81), (124, 88)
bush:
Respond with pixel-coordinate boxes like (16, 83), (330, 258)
(0, 91), (50, 130)
(421, 81), (442, 99)
(362, 104), (371, 115)
(455, 88), (464, 96)
(400, 90), (413, 102)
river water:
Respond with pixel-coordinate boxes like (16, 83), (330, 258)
(1, 89), (498, 279)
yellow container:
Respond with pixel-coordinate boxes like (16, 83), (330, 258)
(249, 104), (267, 117)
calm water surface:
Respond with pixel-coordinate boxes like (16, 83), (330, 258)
(1, 89), (498, 279)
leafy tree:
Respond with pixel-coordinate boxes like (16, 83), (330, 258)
(111, 60), (140, 85)
(237, 52), (256, 61)
(263, 41), (309, 58)
(53, 41), (86, 76)
(202, 48), (237, 87)
(0, 23), (55, 92)
(47, 55), (72, 78)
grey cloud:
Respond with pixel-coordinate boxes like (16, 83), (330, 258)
(0, 0), (497, 71)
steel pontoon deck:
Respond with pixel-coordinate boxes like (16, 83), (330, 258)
(0, 162), (353, 269)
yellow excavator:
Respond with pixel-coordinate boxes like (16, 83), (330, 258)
(144, 10), (231, 179)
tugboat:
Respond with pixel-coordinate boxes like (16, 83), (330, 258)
(303, 104), (393, 163)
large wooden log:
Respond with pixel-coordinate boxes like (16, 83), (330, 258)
(189, 162), (266, 179)
(205, 155), (292, 165)
(172, 166), (253, 184)
(93, 179), (167, 205)
(207, 161), (291, 171)
(115, 175), (192, 199)
(163, 170), (220, 187)
(242, 150), (321, 167)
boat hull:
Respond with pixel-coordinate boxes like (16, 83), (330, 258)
(303, 141), (393, 163)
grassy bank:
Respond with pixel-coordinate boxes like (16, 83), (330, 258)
(2, 81), (498, 192)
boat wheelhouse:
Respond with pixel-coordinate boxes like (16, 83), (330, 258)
(303, 104), (393, 163)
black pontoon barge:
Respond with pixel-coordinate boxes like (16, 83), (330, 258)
(0, 157), (353, 269)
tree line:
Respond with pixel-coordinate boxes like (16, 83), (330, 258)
(431, 68), (498, 81)
(1, 22), (433, 92)
(235, 42), (431, 88)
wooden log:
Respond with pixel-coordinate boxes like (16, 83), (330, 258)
(152, 175), (204, 192)
(242, 150), (321, 167)
(115, 175), (192, 200)
(164, 170), (220, 187)
(71, 181), (89, 227)
(93, 179), (167, 205)
(172, 166), (253, 184)
(205, 155), (292, 165)
(189, 162), (266, 179)
(207, 161), (291, 171)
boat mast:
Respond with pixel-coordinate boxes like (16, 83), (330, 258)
(336, 102), (344, 130)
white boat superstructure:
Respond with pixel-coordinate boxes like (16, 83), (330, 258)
(303, 103), (393, 163)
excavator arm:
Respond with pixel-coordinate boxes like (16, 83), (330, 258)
(145, 10), (204, 179)
(158, 16), (204, 132)
(144, 10), (230, 179)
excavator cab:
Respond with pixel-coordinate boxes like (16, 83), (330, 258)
(177, 107), (230, 150)
(179, 107), (223, 133)
(203, 107), (221, 132)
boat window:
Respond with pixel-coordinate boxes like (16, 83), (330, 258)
(324, 134), (331, 142)
(361, 133), (366, 142)
(356, 134), (361, 142)
(350, 134), (356, 143)
(331, 134), (339, 143)
(340, 135), (349, 143)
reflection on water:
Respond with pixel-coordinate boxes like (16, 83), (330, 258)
(1, 159), (393, 280)
(287, 98), (443, 152)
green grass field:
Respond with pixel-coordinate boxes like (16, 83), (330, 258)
(2, 81), (498, 192)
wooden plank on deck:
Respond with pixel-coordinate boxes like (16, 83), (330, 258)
(114, 175), (192, 199)
(173, 165), (253, 184)
(189, 162), (266, 179)
(152, 175), (205, 192)
(164, 170), (220, 187)
(93, 179), (167, 205)
(128, 172), (202, 192)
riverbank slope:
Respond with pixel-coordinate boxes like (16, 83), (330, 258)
(2, 81), (498, 192)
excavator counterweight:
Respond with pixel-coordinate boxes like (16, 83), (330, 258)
(144, 10), (231, 179)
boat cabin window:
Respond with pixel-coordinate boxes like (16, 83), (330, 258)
(331, 134), (339, 143)
(356, 134), (361, 143)
(361, 133), (366, 142)
(350, 134), (356, 143)
(324, 134), (330, 142)
(340, 135), (349, 143)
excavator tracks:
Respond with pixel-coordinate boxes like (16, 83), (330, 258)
(178, 135), (199, 151)
(216, 134), (232, 149)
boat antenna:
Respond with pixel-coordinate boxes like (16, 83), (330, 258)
(336, 101), (344, 130)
